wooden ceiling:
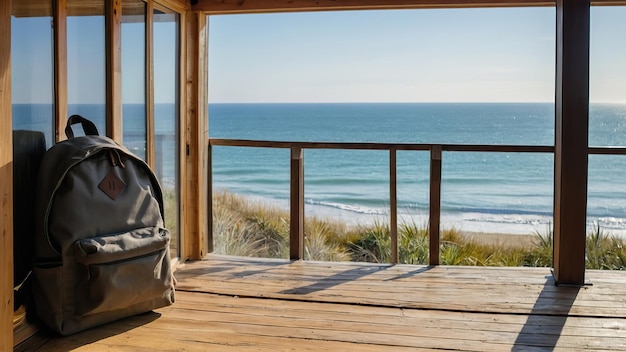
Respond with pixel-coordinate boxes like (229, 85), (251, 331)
(192, 0), (626, 14)
(11, 0), (626, 18)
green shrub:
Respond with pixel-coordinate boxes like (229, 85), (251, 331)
(586, 223), (626, 270)
(348, 220), (391, 263)
(211, 191), (626, 269)
(522, 224), (553, 267)
(398, 221), (429, 265)
(304, 221), (351, 262)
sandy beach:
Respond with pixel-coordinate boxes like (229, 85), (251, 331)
(303, 201), (542, 246)
(458, 231), (536, 248)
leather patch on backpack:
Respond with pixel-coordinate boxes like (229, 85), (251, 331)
(98, 172), (126, 200)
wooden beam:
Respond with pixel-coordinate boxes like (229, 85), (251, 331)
(290, 147), (305, 260)
(553, 0), (590, 286)
(193, 0), (557, 14)
(210, 139), (553, 153)
(55, 0), (68, 141)
(429, 146), (442, 266)
(593, 0), (626, 4)
(66, 0), (104, 16)
(11, 0), (626, 17)
(154, 0), (189, 14)
(12, 0), (52, 17)
(1, 0), (13, 349)
(106, 0), (123, 142)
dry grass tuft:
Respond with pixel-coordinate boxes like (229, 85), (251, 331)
(210, 190), (626, 269)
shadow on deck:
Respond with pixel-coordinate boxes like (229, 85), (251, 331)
(16, 254), (626, 351)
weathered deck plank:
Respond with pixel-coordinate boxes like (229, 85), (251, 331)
(175, 256), (626, 317)
(15, 254), (626, 351)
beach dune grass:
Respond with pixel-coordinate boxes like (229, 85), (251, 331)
(211, 190), (626, 269)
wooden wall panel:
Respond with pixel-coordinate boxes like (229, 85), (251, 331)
(1, 0), (13, 349)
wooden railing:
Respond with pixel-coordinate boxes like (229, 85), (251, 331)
(208, 139), (562, 264)
(208, 139), (626, 264)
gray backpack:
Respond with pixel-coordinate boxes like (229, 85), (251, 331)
(32, 115), (175, 335)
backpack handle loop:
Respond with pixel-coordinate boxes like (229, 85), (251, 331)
(65, 115), (100, 139)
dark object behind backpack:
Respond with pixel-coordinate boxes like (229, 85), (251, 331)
(32, 115), (175, 335)
(13, 130), (46, 310)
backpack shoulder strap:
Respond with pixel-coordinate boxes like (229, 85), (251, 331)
(65, 115), (99, 139)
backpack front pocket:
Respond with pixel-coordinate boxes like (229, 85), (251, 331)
(73, 227), (172, 316)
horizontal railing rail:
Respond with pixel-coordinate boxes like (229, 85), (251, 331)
(208, 138), (626, 264)
(210, 138), (554, 153)
(588, 146), (626, 155)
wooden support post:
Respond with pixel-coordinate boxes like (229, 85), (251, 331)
(197, 14), (210, 257)
(1, 0), (12, 349)
(390, 149), (398, 264)
(290, 147), (304, 260)
(106, 0), (123, 142)
(184, 12), (209, 260)
(553, 0), (590, 286)
(145, 1), (155, 169)
(178, 9), (188, 262)
(429, 146), (442, 265)
(54, 0), (68, 141)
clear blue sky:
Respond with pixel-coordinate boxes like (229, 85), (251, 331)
(10, 6), (626, 104)
(208, 6), (626, 104)
(11, 14), (178, 104)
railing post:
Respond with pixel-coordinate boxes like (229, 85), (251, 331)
(429, 145), (442, 265)
(207, 144), (213, 253)
(290, 147), (305, 260)
(390, 149), (398, 264)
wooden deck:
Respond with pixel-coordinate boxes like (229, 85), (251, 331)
(16, 254), (626, 351)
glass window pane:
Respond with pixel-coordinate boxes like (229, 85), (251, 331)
(11, 0), (54, 147)
(154, 8), (180, 258)
(67, 0), (106, 135)
(11, 0), (54, 311)
(123, 0), (147, 160)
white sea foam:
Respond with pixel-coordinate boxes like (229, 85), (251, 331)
(304, 200), (626, 238)
(306, 199), (384, 215)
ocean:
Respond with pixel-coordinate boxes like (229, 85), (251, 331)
(12, 102), (626, 236)
(208, 103), (626, 236)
